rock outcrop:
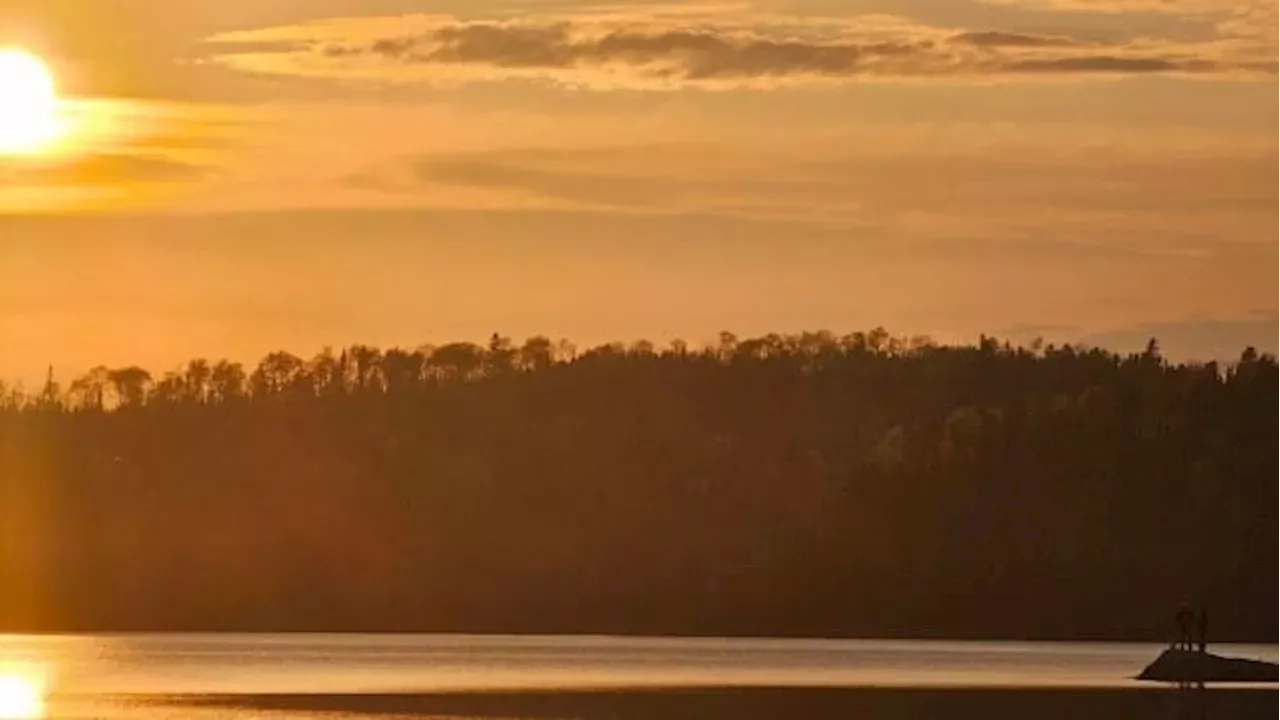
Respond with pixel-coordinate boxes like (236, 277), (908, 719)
(1138, 648), (1278, 683)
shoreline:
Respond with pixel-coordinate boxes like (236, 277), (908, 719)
(124, 686), (1279, 719)
(10, 628), (1276, 643)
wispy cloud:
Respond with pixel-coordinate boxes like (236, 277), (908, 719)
(0, 153), (210, 186)
(1081, 313), (1279, 361)
(0, 97), (245, 213)
(984, 0), (1277, 42)
(337, 140), (1277, 254)
(204, 8), (1275, 90)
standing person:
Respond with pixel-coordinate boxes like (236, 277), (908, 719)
(1196, 607), (1209, 654)
(1175, 603), (1195, 651)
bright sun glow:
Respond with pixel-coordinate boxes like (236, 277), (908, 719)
(0, 673), (43, 719)
(0, 47), (62, 154)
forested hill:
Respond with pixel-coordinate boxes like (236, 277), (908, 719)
(1, 330), (1275, 641)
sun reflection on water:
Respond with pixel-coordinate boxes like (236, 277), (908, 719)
(0, 670), (44, 720)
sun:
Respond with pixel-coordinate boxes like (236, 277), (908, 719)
(0, 673), (43, 719)
(0, 47), (62, 154)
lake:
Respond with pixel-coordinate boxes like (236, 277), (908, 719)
(0, 634), (1275, 719)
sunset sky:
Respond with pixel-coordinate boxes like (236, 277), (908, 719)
(1, 0), (1275, 384)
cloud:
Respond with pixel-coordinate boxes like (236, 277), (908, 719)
(985, 0), (1278, 42)
(342, 141), (1277, 253)
(384, 144), (874, 226)
(950, 30), (1084, 47)
(204, 10), (1275, 90)
(1080, 314), (1278, 362)
(979, 0), (1261, 18)
(986, 0), (1262, 14)
(0, 153), (210, 186)
(1008, 55), (1187, 72)
(997, 314), (1278, 362)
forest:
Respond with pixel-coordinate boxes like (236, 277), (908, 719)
(0, 329), (1275, 641)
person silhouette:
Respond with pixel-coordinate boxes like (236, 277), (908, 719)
(1195, 607), (1208, 654)
(1175, 603), (1194, 651)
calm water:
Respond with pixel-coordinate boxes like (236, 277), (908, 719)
(0, 634), (1275, 718)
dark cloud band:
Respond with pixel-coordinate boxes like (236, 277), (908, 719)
(208, 13), (1276, 88)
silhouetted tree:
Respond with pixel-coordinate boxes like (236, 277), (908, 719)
(519, 336), (555, 372)
(485, 334), (517, 376)
(348, 345), (383, 393)
(184, 359), (212, 403)
(428, 342), (484, 382)
(382, 348), (424, 394)
(68, 366), (109, 410)
(251, 352), (305, 397)
(0, 329), (1273, 641)
(209, 360), (247, 403)
(107, 367), (151, 409)
(151, 371), (186, 405)
(36, 366), (60, 410)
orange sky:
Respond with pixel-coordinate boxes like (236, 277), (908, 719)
(1, 0), (1276, 383)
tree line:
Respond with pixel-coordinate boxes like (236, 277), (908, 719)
(0, 330), (1275, 640)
